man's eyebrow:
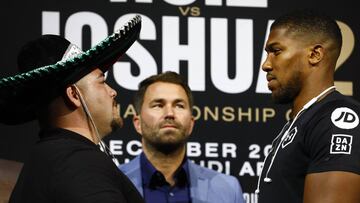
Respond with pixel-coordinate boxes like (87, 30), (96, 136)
(97, 72), (105, 79)
(149, 98), (165, 104)
(174, 98), (186, 103)
(150, 98), (186, 103)
(264, 42), (279, 51)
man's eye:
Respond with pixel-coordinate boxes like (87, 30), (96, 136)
(273, 49), (281, 55)
(176, 104), (185, 108)
(152, 104), (163, 108)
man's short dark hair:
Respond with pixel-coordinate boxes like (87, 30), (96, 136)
(271, 9), (342, 55)
(133, 71), (194, 114)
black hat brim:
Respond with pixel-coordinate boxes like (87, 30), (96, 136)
(0, 15), (141, 125)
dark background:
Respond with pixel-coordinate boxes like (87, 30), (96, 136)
(1, 0), (358, 202)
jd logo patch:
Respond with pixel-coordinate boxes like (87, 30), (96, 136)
(281, 127), (297, 148)
(330, 134), (353, 154)
(331, 107), (359, 129)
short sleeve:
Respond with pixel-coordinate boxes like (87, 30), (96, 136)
(306, 105), (360, 175)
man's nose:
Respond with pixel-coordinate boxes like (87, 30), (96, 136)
(108, 85), (117, 98)
(164, 105), (175, 119)
(262, 57), (272, 72)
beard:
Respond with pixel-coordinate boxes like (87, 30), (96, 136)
(111, 103), (123, 131)
(141, 120), (189, 155)
(147, 138), (186, 155)
(272, 72), (301, 104)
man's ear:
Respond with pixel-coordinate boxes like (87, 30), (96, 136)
(133, 114), (142, 135)
(63, 85), (81, 108)
(309, 45), (324, 65)
(188, 116), (195, 136)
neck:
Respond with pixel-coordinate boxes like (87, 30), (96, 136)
(63, 127), (99, 143)
(44, 94), (103, 144)
(51, 111), (101, 144)
(291, 85), (335, 119)
(143, 144), (186, 185)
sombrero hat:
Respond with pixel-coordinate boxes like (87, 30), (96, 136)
(0, 15), (141, 125)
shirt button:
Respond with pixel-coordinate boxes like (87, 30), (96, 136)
(169, 192), (174, 196)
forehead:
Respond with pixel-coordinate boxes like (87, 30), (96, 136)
(76, 68), (104, 86)
(266, 27), (296, 45)
(144, 82), (188, 101)
(84, 68), (104, 79)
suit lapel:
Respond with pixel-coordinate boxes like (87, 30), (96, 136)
(120, 156), (144, 196)
(188, 160), (208, 203)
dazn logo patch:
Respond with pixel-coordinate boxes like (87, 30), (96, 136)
(330, 134), (353, 154)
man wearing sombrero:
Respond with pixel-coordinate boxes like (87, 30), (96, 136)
(0, 15), (144, 203)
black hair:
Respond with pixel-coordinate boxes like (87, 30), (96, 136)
(271, 9), (342, 54)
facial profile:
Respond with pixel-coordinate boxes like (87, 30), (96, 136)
(75, 68), (123, 138)
(262, 27), (305, 104)
(263, 9), (343, 105)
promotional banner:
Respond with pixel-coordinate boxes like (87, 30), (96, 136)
(1, 1), (358, 202)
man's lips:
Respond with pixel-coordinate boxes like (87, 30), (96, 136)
(161, 124), (177, 129)
(266, 74), (276, 82)
(113, 101), (118, 108)
(160, 122), (179, 129)
(266, 74), (276, 91)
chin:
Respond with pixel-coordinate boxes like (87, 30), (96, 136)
(272, 92), (294, 104)
(111, 117), (123, 129)
(154, 141), (185, 154)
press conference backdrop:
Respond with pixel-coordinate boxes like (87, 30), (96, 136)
(0, 1), (358, 202)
